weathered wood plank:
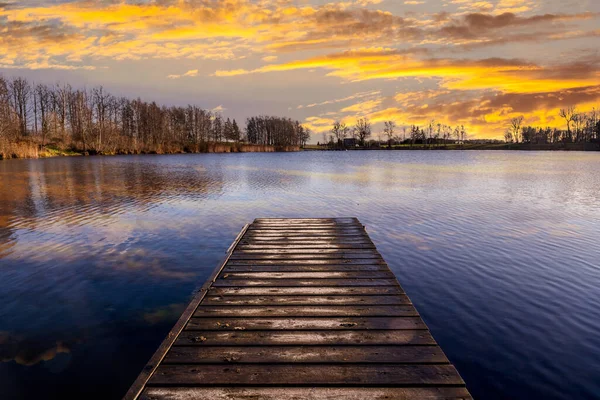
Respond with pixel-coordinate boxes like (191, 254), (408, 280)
(163, 345), (446, 364)
(175, 330), (435, 346)
(141, 387), (473, 400)
(193, 305), (418, 317)
(209, 287), (405, 296)
(212, 279), (399, 287)
(148, 364), (463, 386)
(226, 259), (386, 265)
(201, 295), (411, 305)
(233, 249), (380, 255)
(240, 237), (373, 243)
(238, 241), (375, 248)
(246, 230), (367, 235)
(248, 224), (364, 228)
(185, 317), (426, 330)
(250, 224), (363, 229)
(245, 232), (369, 237)
(223, 265), (390, 272)
(254, 218), (359, 222)
(229, 253), (382, 260)
(219, 271), (394, 279)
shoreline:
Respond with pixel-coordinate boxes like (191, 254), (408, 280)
(304, 142), (600, 152)
(3, 142), (599, 161)
(0, 143), (301, 161)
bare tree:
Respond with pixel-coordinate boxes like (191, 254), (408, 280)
(383, 121), (396, 148)
(331, 121), (349, 147)
(36, 84), (50, 146)
(559, 107), (576, 142)
(354, 117), (371, 146)
(509, 116), (524, 143)
(10, 77), (31, 136)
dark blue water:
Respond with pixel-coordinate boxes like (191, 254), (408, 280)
(1, 151), (599, 399)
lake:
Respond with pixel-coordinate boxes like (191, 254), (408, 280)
(1, 151), (600, 399)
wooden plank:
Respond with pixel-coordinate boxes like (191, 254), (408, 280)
(233, 249), (380, 254)
(229, 253), (382, 260)
(193, 305), (418, 317)
(201, 295), (411, 305)
(209, 287), (405, 295)
(248, 224), (363, 228)
(212, 279), (399, 287)
(218, 271), (394, 279)
(175, 330), (435, 346)
(148, 364), (463, 386)
(239, 238), (373, 243)
(250, 224), (363, 228)
(223, 265), (390, 272)
(237, 244), (376, 249)
(246, 229), (367, 234)
(226, 259), (386, 265)
(244, 232), (369, 237)
(254, 217), (359, 223)
(185, 317), (426, 330)
(163, 345), (446, 364)
(141, 387), (473, 400)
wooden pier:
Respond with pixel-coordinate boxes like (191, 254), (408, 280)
(125, 218), (472, 400)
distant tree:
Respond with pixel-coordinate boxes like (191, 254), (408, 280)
(559, 107), (576, 142)
(331, 121), (343, 146)
(354, 117), (371, 146)
(504, 130), (513, 143)
(223, 117), (235, 142)
(232, 119), (241, 142)
(383, 121), (396, 148)
(246, 117), (258, 144)
(331, 121), (349, 147)
(509, 116), (524, 143)
(9, 77), (31, 136)
(212, 114), (223, 142)
(299, 126), (311, 147)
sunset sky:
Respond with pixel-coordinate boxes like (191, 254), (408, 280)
(1, 0), (599, 140)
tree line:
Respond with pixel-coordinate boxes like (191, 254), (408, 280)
(324, 108), (600, 150)
(323, 117), (468, 148)
(0, 74), (309, 158)
(505, 108), (600, 144)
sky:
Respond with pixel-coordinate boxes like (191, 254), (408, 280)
(0, 0), (599, 141)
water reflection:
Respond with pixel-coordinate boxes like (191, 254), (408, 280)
(1, 152), (600, 399)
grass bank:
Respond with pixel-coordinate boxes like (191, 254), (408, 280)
(0, 140), (300, 160)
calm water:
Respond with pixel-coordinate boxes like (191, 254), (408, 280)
(1, 151), (600, 399)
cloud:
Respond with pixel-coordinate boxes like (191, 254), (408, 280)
(167, 69), (199, 79)
(296, 90), (381, 109)
(340, 98), (383, 113)
(439, 11), (598, 41)
(216, 48), (600, 96)
(1, 1), (597, 71)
